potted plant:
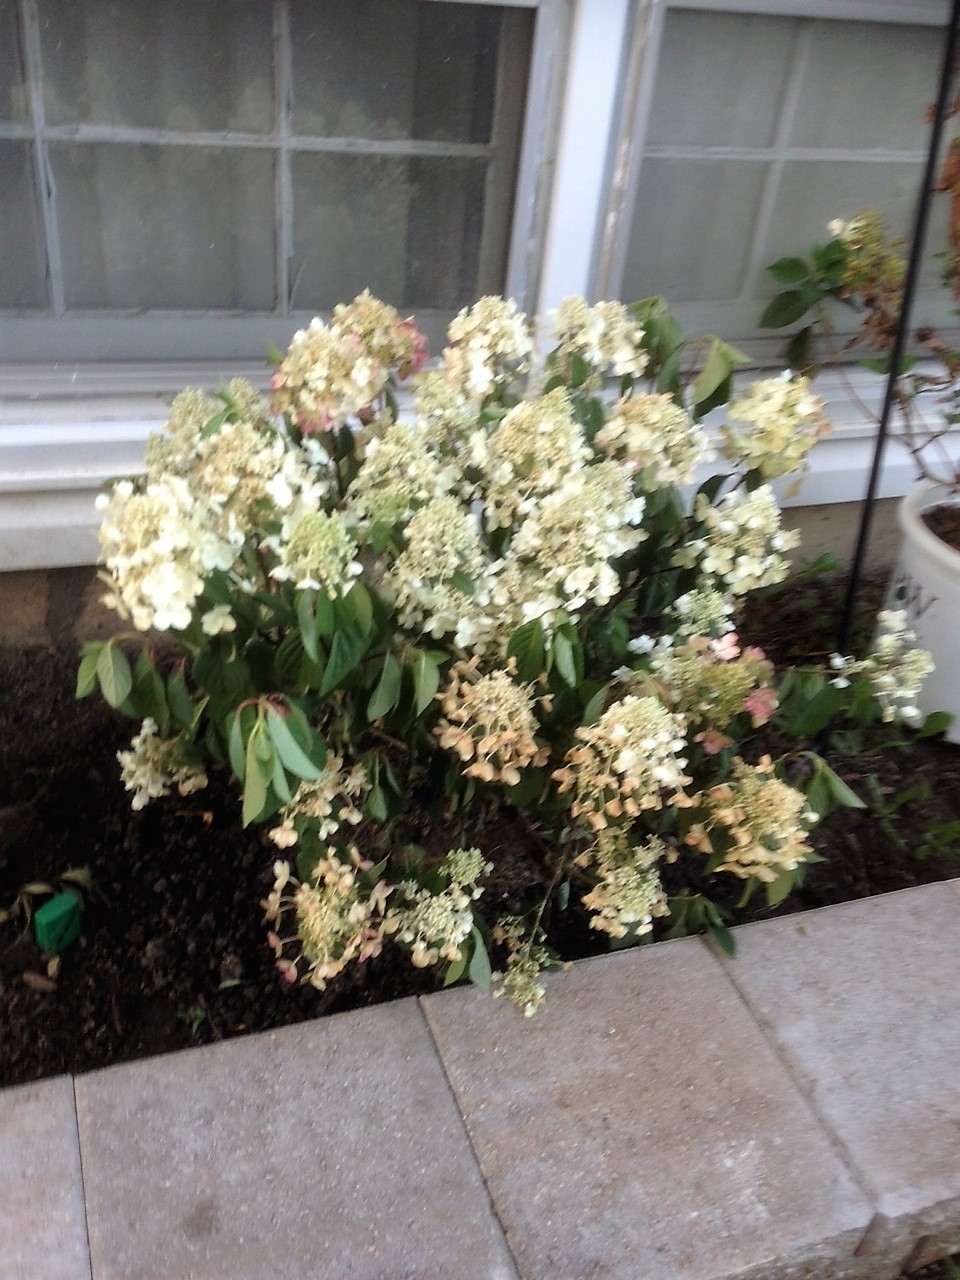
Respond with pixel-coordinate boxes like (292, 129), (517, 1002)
(79, 290), (931, 1012)
(761, 202), (960, 739)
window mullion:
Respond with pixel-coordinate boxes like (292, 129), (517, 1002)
(274, 0), (293, 314)
(736, 19), (813, 302)
(476, 8), (528, 296)
(19, 0), (65, 316)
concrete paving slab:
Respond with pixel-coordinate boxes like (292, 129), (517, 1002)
(422, 938), (873, 1280)
(718, 883), (960, 1266)
(74, 998), (518, 1280)
(0, 1075), (90, 1280)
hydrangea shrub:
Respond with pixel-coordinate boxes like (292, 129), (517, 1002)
(79, 291), (932, 1013)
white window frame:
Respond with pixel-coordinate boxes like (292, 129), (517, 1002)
(0, 0), (568, 568)
(534, 0), (957, 512)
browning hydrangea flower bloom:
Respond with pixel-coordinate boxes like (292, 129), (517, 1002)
(96, 476), (233, 632)
(553, 694), (691, 831)
(476, 388), (588, 530)
(491, 915), (553, 1017)
(674, 484), (800, 595)
(510, 460), (646, 612)
(829, 609), (933, 724)
(413, 368), (479, 455)
(442, 296), (533, 398)
(668, 587), (736, 639)
(685, 756), (816, 883)
(346, 421), (449, 527)
(117, 718), (207, 810)
(551, 296), (648, 378)
(576, 830), (669, 940)
(386, 495), (490, 641)
(434, 658), (550, 786)
(271, 293), (427, 433)
(382, 848), (491, 969)
(595, 392), (709, 488)
(268, 756), (370, 848)
(722, 374), (829, 490)
(270, 510), (362, 597)
(651, 637), (776, 736)
(263, 850), (390, 990)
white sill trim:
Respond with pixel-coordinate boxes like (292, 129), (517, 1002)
(0, 360), (956, 570)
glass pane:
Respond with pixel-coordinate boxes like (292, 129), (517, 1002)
(290, 0), (523, 143)
(0, 142), (47, 308)
(39, 0), (273, 132)
(52, 144), (276, 310)
(0, 0), (28, 122)
(291, 153), (488, 311)
(647, 10), (797, 149)
(790, 21), (942, 150)
(622, 159), (767, 303)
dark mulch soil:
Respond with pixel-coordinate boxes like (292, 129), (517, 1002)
(924, 502), (960, 553)
(2, 572), (960, 1133)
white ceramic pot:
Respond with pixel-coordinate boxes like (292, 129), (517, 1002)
(891, 483), (960, 741)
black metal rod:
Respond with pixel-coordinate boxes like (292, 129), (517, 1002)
(836, 1), (960, 654)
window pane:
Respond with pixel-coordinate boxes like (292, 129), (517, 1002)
(789, 21), (942, 150)
(646, 11), (797, 149)
(622, 159), (767, 303)
(291, 153), (490, 311)
(52, 144), (276, 310)
(0, 142), (47, 308)
(290, 0), (517, 143)
(0, 0), (27, 122)
(39, 0), (273, 132)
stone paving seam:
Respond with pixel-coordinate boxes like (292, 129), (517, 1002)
(413, 997), (525, 1280)
(694, 931), (881, 1251)
(69, 1075), (94, 1280)
(713, 886), (960, 1270)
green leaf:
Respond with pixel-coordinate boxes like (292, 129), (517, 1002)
(786, 325), (813, 373)
(350, 582), (374, 635)
(443, 952), (468, 987)
(917, 710), (953, 739)
(242, 733), (269, 826)
(228, 711), (247, 780)
(366, 782), (388, 822)
(804, 769), (833, 820)
(765, 867), (797, 908)
(691, 337), (750, 413)
(315, 592), (336, 639)
(768, 256), (811, 285)
(270, 749), (293, 804)
(96, 644), (132, 709)
(318, 629), (361, 697)
(367, 653), (402, 722)
(133, 651), (169, 734)
(413, 650), (441, 717)
(507, 619), (546, 683)
(76, 646), (102, 698)
(167, 667), (195, 730)
(468, 927), (492, 991)
(266, 340), (285, 367)
(582, 683), (608, 725)
(297, 590), (319, 662)
(266, 705), (323, 780)
(759, 290), (815, 329)
(552, 631), (577, 687)
(821, 761), (866, 810)
(451, 570), (476, 597)
(569, 351), (591, 388)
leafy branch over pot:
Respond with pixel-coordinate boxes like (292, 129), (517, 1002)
(79, 291), (931, 1013)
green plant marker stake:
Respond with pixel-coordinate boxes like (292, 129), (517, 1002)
(33, 891), (82, 952)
